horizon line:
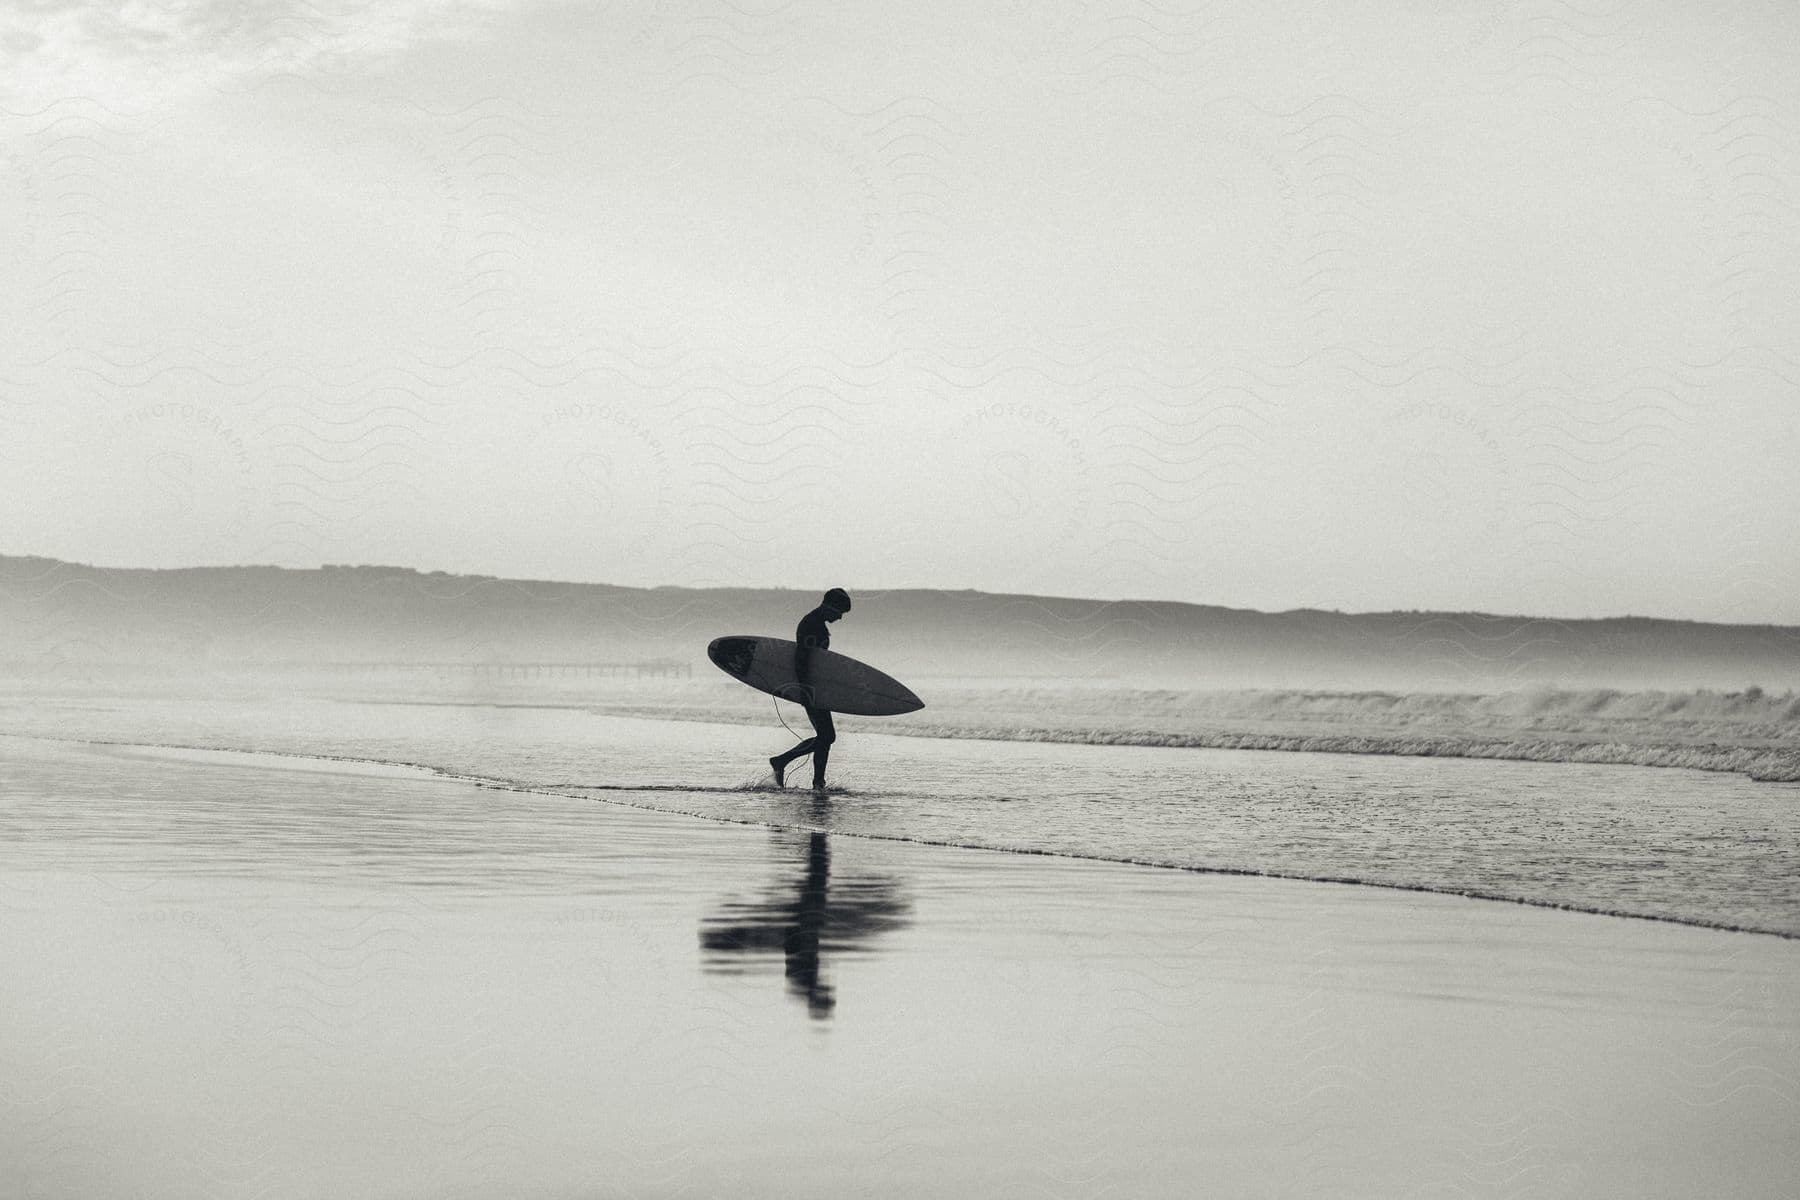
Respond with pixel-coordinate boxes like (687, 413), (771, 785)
(4, 551), (1795, 632)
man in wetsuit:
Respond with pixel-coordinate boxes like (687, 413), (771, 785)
(769, 587), (851, 790)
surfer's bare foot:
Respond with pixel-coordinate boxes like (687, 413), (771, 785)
(769, 757), (786, 787)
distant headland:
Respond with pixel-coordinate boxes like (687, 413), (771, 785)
(3, 555), (1797, 690)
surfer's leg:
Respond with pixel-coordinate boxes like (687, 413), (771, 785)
(771, 738), (816, 787)
(807, 708), (836, 789)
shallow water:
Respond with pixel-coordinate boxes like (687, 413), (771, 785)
(2, 686), (1796, 935)
(4, 734), (1798, 1200)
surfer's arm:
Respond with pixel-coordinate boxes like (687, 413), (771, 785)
(793, 615), (823, 703)
(794, 638), (821, 707)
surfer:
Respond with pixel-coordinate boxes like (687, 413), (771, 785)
(770, 588), (851, 790)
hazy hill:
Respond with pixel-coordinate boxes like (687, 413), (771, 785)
(2, 555), (1797, 690)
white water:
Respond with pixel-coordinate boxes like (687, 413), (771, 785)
(2, 680), (1796, 936)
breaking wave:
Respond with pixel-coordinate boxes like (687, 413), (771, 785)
(584, 684), (1800, 782)
(878, 723), (1800, 781)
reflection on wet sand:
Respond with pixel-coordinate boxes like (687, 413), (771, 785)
(700, 800), (910, 1019)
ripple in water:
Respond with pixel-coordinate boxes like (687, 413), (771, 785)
(0, 691), (1795, 937)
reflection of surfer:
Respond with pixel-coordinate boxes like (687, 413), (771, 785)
(699, 794), (912, 1020)
(782, 831), (835, 1016)
(769, 588), (851, 790)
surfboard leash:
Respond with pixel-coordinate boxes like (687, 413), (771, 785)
(773, 694), (804, 739)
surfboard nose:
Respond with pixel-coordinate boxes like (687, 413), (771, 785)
(707, 637), (757, 677)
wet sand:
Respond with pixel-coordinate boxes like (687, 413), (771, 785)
(2, 738), (1797, 1198)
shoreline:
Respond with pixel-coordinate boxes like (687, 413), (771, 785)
(426, 696), (1800, 783)
(4, 735), (1797, 1199)
(14, 731), (1799, 942)
(8, 674), (1795, 781)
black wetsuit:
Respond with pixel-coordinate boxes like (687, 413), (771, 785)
(773, 606), (837, 786)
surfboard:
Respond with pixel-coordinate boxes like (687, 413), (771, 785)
(707, 636), (924, 717)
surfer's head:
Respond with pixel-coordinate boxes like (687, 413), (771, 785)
(821, 588), (851, 620)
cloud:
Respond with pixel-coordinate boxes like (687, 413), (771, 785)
(1, 0), (511, 106)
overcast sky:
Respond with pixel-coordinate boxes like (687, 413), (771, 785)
(2, 1), (1796, 621)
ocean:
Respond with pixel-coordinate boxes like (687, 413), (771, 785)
(3, 675), (1795, 937)
(5, 675), (1799, 1198)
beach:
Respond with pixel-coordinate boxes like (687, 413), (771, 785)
(4, 678), (1796, 935)
(9, 0), (1800, 1191)
(4, 731), (1797, 1198)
